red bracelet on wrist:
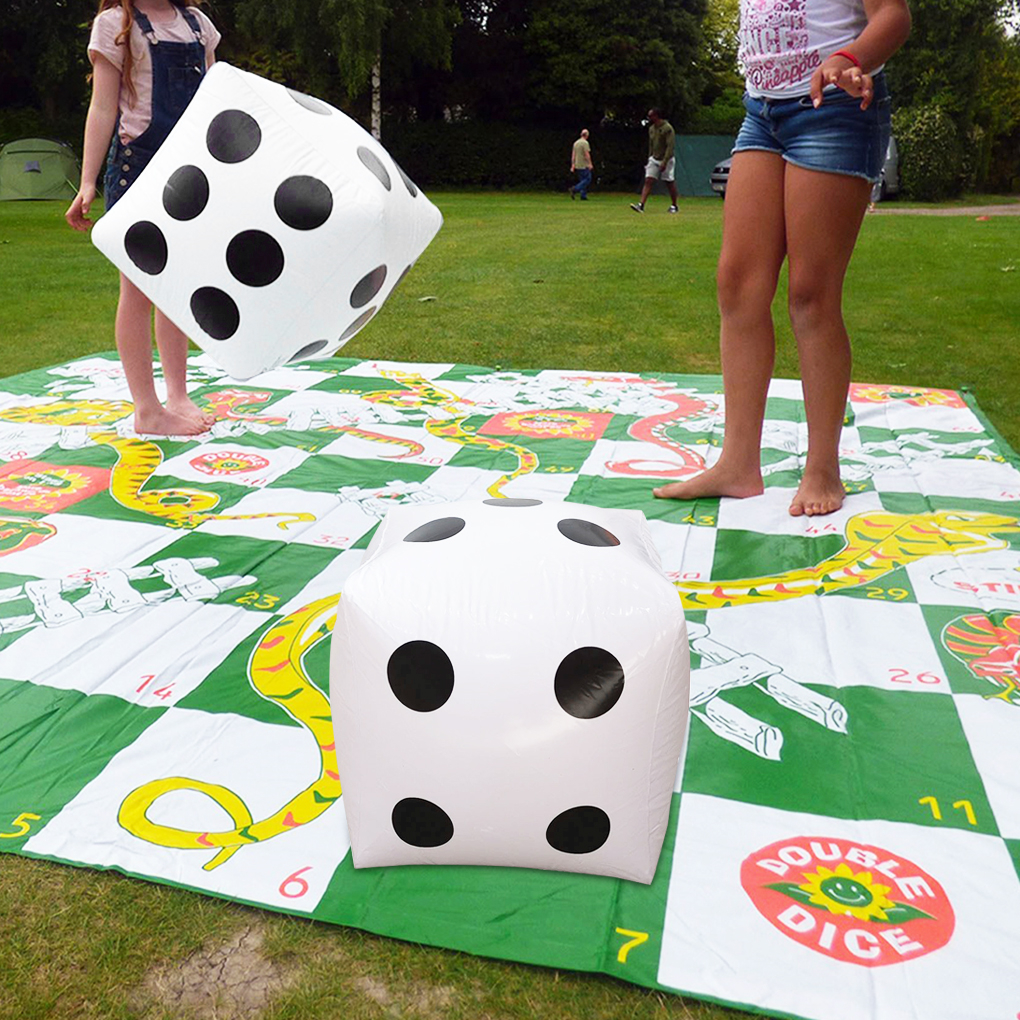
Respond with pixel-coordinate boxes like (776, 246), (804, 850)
(832, 49), (861, 68)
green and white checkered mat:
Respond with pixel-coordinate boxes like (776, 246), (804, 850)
(1, 353), (1019, 1020)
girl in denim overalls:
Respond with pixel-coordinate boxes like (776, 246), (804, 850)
(654, 0), (912, 518)
(67, 0), (220, 436)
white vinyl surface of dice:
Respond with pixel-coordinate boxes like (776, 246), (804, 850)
(92, 63), (443, 380)
(330, 498), (690, 884)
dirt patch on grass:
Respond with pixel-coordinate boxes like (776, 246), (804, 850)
(353, 975), (460, 1017)
(132, 921), (298, 1019)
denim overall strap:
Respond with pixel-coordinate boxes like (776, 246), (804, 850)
(104, 5), (207, 208)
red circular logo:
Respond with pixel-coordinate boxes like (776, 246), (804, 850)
(190, 451), (270, 476)
(741, 837), (954, 967)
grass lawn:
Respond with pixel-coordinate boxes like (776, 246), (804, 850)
(0, 191), (1018, 1020)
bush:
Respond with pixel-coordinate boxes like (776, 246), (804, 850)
(891, 104), (962, 201)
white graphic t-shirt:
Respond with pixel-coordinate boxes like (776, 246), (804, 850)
(738, 0), (874, 98)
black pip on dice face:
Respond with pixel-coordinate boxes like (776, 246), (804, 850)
(382, 498), (624, 857)
(120, 90), (424, 368)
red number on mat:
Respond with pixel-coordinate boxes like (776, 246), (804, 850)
(279, 866), (312, 898)
(889, 668), (943, 686)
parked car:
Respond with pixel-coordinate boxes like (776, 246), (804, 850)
(709, 136), (900, 199)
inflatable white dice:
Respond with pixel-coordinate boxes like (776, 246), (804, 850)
(330, 498), (690, 884)
(92, 63), (442, 380)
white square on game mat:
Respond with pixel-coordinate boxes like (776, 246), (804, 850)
(657, 794), (1020, 1020)
(697, 596), (950, 695)
(576, 438), (718, 481)
(0, 512), (179, 580)
(316, 423), (458, 468)
(714, 486), (883, 537)
(0, 600), (269, 707)
(906, 549), (1020, 611)
(26, 707), (349, 912)
(160, 441), (310, 489)
(191, 486), (341, 542)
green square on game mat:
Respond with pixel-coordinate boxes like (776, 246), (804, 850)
(0, 680), (162, 840)
(682, 684), (997, 834)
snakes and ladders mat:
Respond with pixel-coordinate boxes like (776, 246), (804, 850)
(1, 352), (1019, 1020)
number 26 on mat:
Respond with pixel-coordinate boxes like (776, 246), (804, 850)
(0, 813), (41, 839)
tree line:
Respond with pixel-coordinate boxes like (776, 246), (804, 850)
(2, 0), (1018, 193)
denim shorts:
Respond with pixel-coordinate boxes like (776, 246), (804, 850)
(733, 73), (891, 182)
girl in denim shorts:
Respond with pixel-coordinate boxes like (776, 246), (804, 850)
(655, 0), (912, 517)
(67, 0), (220, 437)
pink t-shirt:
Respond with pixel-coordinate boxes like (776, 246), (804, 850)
(738, 0), (875, 98)
(89, 6), (220, 143)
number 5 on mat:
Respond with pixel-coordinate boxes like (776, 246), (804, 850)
(0, 812), (41, 839)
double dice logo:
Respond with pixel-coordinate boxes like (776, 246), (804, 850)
(94, 63), (443, 380)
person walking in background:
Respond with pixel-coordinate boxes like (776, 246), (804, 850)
(630, 109), (679, 213)
(570, 128), (593, 200)
(654, 0), (911, 516)
(66, 0), (219, 437)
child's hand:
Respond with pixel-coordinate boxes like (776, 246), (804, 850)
(66, 185), (96, 231)
(810, 55), (874, 110)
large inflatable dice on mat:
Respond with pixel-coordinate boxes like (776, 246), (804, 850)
(92, 63), (442, 380)
(330, 498), (690, 884)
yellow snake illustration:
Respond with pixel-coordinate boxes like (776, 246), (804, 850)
(365, 369), (538, 496)
(677, 510), (1020, 610)
(118, 596), (341, 869)
(0, 399), (133, 427)
(92, 432), (314, 530)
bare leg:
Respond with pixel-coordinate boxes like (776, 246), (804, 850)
(154, 309), (215, 428)
(784, 165), (871, 516)
(116, 275), (208, 436)
(655, 151), (787, 500)
(667, 180), (679, 206)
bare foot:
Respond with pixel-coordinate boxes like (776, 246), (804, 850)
(653, 463), (764, 501)
(133, 405), (211, 436)
(165, 395), (216, 429)
(789, 470), (845, 516)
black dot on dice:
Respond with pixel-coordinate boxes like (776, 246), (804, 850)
(395, 161), (419, 197)
(546, 806), (610, 854)
(392, 797), (454, 848)
(339, 307), (376, 343)
(207, 109), (261, 163)
(286, 88), (333, 115)
(403, 517), (465, 542)
(289, 340), (328, 362)
(387, 640), (454, 712)
(557, 519), (620, 547)
(275, 175), (333, 230)
(226, 230), (284, 287)
(555, 646), (625, 719)
(351, 265), (387, 308)
(483, 498), (543, 507)
(124, 221), (167, 275)
(163, 165), (209, 220)
(358, 146), (391, 190)
(191, 287), (239, 341)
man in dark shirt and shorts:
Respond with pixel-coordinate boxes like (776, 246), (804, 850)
(630, 109), (679, 213)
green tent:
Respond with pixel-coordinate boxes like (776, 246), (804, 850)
(673, 135), (736, 197)
(0, 138), (81, 201)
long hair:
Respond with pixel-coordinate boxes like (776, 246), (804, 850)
(95, 0), (202, 103)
